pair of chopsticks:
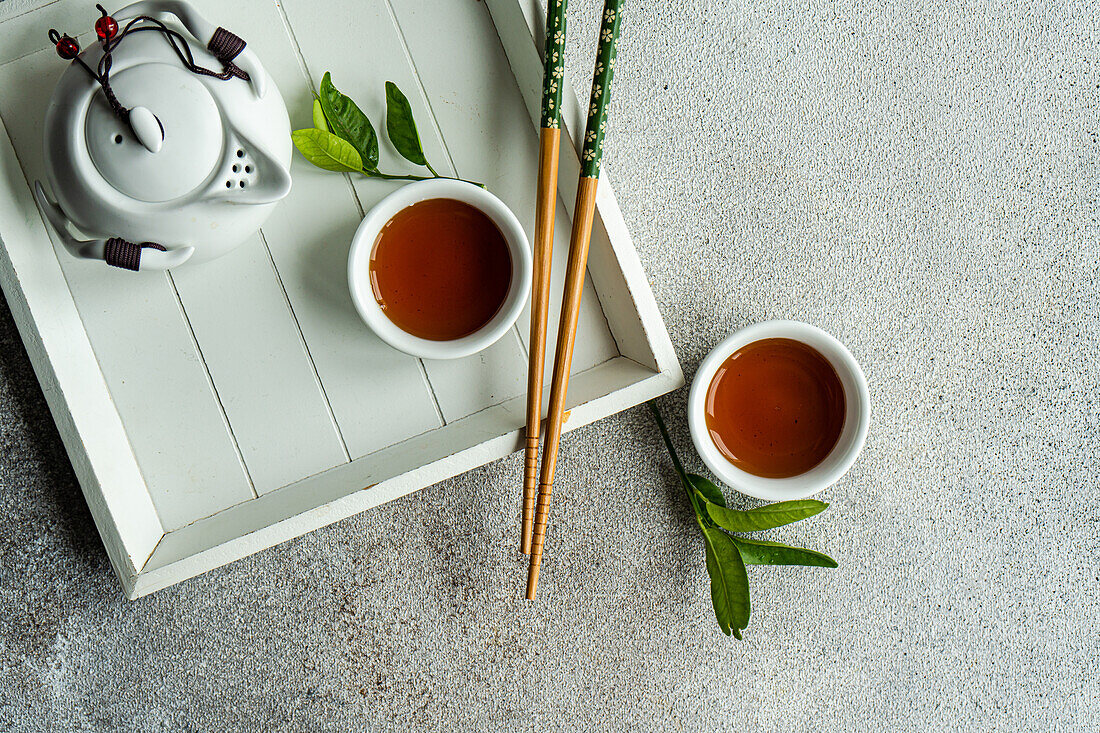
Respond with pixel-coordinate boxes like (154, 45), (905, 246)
(521, 0), (624, 599)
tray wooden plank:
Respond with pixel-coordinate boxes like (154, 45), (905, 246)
(170, 239), (350, 492)
(0, 2), (71, 63)
(218, 0), (447, 460)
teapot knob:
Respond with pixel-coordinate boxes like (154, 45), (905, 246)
(129, 106), (164, 154)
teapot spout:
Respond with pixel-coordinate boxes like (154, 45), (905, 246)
(209, 130), (292, 205)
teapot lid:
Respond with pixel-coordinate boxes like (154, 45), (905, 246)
(84, 62), (223, 203)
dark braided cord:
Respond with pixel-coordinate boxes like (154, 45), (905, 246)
(108, 17), (250, 81)
(207, 27), (249, 81)
(104, 238), (167, 271)
(95, 50), (129, 120)
(90, 15), (252, 124)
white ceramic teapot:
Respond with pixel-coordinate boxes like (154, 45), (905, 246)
(34, 1), (292, 271)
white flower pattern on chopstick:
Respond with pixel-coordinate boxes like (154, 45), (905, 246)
(540, 0), (569, 128)
(580, 1), (622, 177)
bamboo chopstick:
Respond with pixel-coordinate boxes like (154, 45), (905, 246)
(522, 0), (570, 556)
(527, 0), (624, 599)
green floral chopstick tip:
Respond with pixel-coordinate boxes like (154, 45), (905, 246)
(539, 0), (568, 129)
(647, 401), (837, 639)
(580, 0), (624, 178)
(291, 72), (480, 187)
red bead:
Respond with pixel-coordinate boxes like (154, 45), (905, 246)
(55, 36), (80, 60)
(95, 15), (118, 41)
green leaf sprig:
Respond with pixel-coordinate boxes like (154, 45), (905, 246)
(292, 72), (479, 186)
(648, 402), (837, 639)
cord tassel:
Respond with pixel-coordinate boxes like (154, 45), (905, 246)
(207, 27), (250, 81)
(104, 238), (166, 271)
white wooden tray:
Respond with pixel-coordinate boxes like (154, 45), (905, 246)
(0, 0), (682, 598)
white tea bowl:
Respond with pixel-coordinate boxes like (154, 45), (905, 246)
(687, 320), (870, 501)
(348, 179), (532, 360)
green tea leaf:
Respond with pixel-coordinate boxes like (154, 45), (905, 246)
(733, 537), (838, 567)
(385, 81), (428, 167)
(646, 400), (836, 640)
(312, 98), (329, 132)
(701, 527), (751, 638)
(685, 474), (727, 508)
(319, 72), (379, 170)
(706, 500), (829, 533)
(291, 128), (363, 173)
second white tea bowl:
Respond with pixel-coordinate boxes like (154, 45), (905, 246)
(348, 179), (532, 360)
(688, 320), (870, 501)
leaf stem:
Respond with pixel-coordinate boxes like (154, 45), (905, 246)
(362, 170), (434, 182)
(648, 401), (686, 478)
(424, 160), (441, 178)
(648, 402), (711, 521)
(361, 169), (483, 187)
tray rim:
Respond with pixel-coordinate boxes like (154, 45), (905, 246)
(0, 110), (164, 588)
(0, 0), (684, 598)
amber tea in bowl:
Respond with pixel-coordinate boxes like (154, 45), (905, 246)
(349, 179), (531, 360)
(688, 321), (869, 501)
(370, 198), (512, 341)
(705, 338), (846, 479)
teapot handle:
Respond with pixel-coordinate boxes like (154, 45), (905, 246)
(34, 183), (195, 271)
(113, 1), (268, 98)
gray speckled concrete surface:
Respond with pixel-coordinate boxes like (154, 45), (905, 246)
(1, 0), (1098, 730)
